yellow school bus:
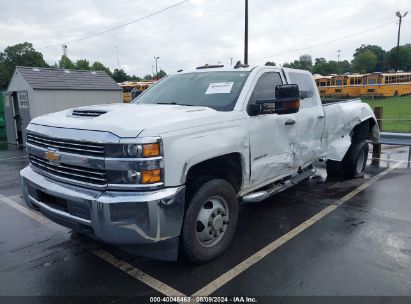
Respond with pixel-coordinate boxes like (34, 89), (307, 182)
(361, 72), (411, 97)
(327, 75), (348, 97)
(130, 81), (156, 100)
(314, 75), (334, 97)
(344, 74), (364, 97)
(119, 82), (135, 103)
(119, 81), (156, 103)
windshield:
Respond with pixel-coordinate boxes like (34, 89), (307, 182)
(133, 71), (250, 111)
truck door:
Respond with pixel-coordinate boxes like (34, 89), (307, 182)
(247, 71), (297, 188)
(285, 70), (325, 166)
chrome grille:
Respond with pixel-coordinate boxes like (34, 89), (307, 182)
(27, 133), (105, 157)
(29, 155), (106, 185)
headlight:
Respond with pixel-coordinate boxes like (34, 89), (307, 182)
(123, 144), (142, 158)
(105, 140), (163, 186)
(107, 170), (141, 184)
(107, 169), (161, 185)
(106, 143), (161, 158)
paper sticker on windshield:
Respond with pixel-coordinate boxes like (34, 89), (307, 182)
(205, 82), (234, 94)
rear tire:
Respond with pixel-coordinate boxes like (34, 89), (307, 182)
(326, 141), (369, 178)
(182, 178), (238, 264)
(326, 160), (342, 178)
(341, 141), (369, 178)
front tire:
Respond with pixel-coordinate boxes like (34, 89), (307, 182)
(182, 178), (238, 264)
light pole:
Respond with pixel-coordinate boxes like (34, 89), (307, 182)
(154, 56), (160, 80)
(244, 0), (248, 65)
(395, 11), (408, 72)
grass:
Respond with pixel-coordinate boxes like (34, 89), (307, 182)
(363, 95), (411, 133)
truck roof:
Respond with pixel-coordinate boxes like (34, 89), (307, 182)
(176, 65), (312, 75)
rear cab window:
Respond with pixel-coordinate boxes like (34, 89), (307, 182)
(287, 71), (319, 109)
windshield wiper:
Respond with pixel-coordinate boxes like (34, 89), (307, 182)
(155, 102), (196, 106)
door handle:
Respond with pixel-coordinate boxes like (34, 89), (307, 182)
(318, 115), (325, 119)
(285, 119), (296, 126)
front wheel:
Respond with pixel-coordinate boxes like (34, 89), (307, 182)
(182, 178), (238, 264)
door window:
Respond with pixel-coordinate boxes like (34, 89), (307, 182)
(287, 71), (318, 109)
(249, 72), (283, 106)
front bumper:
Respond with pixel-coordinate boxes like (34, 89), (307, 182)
(20, 166), (185, 260)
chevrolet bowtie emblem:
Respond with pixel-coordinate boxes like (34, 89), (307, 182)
(45, 150), (61, 162)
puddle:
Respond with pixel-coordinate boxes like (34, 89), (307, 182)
(0, 141), (9, 151)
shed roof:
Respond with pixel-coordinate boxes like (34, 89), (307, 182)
(15, 66), (122, 91)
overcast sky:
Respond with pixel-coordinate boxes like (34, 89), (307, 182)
(0, 0), (410, 76)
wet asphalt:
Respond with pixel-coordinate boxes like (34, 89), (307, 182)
(0, 144), (410, 303)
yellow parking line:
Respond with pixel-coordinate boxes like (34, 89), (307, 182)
(0, 194), (59, 227)
(0, 194), (188, 298)
(191, 163), (400, 297)
(93, 249), (187, 297)
(0, 156), (27, 161)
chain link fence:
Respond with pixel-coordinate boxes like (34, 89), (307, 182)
(321, 94), (411, 133)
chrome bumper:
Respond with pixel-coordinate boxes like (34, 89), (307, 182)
(20, 166), (185, 248)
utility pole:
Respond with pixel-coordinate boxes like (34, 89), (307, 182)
(244, 0), (248, 65)
(337, 50), (341, 62)
(154, 56), (160, 80)
(396, 11), (408, 72)
(116, 46), (120, 68)
(62, 45), (67, 57)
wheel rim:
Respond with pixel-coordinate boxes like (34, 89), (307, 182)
(195, 196), (229, 248)
(357, 149), (365, 173)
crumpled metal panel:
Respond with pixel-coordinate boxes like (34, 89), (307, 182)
(322, 100), (379, 161)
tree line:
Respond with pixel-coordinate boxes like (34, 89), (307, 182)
(268, 44), (411, 75)
(0, 42), (167, 90)
(1, 42), (411, 90)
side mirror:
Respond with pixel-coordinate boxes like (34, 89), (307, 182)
(274, 84), (300, 114)
(253, 84), (300, 115)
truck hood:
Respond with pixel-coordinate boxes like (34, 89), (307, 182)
(30, 103), (239, 138)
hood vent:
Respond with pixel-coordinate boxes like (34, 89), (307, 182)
(72, 109), (107, 117)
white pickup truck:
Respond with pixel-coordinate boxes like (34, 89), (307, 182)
(20, 65), (379, 263)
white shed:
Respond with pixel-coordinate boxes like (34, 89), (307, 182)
(3, 66), (122, 146)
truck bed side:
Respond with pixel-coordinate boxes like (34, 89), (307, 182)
(322, 99), (379, 161)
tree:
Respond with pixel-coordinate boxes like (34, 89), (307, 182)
(58, 55), (75, 69)
(351, 50), (378, 73)
(129, 75), (142, 81)
(0, 42), (48, 89)
(156, 69), (167, 79)
(312, 58), (351, 75)
(143, 74), (154, 81)
(283, 54), (312, 71)
(91, 61), (112, 75)
(112, 69), (129, 83)
(265, 61), (276, 66)
(75, 59), (90, 70)
(353, 44), (386, 72)
(386, 44), (411, 72)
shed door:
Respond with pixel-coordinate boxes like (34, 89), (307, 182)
(15, 91), (30, 146)
(2, 92), (15, 144)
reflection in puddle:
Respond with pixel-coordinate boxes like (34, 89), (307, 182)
(0, 141), (9, 151)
